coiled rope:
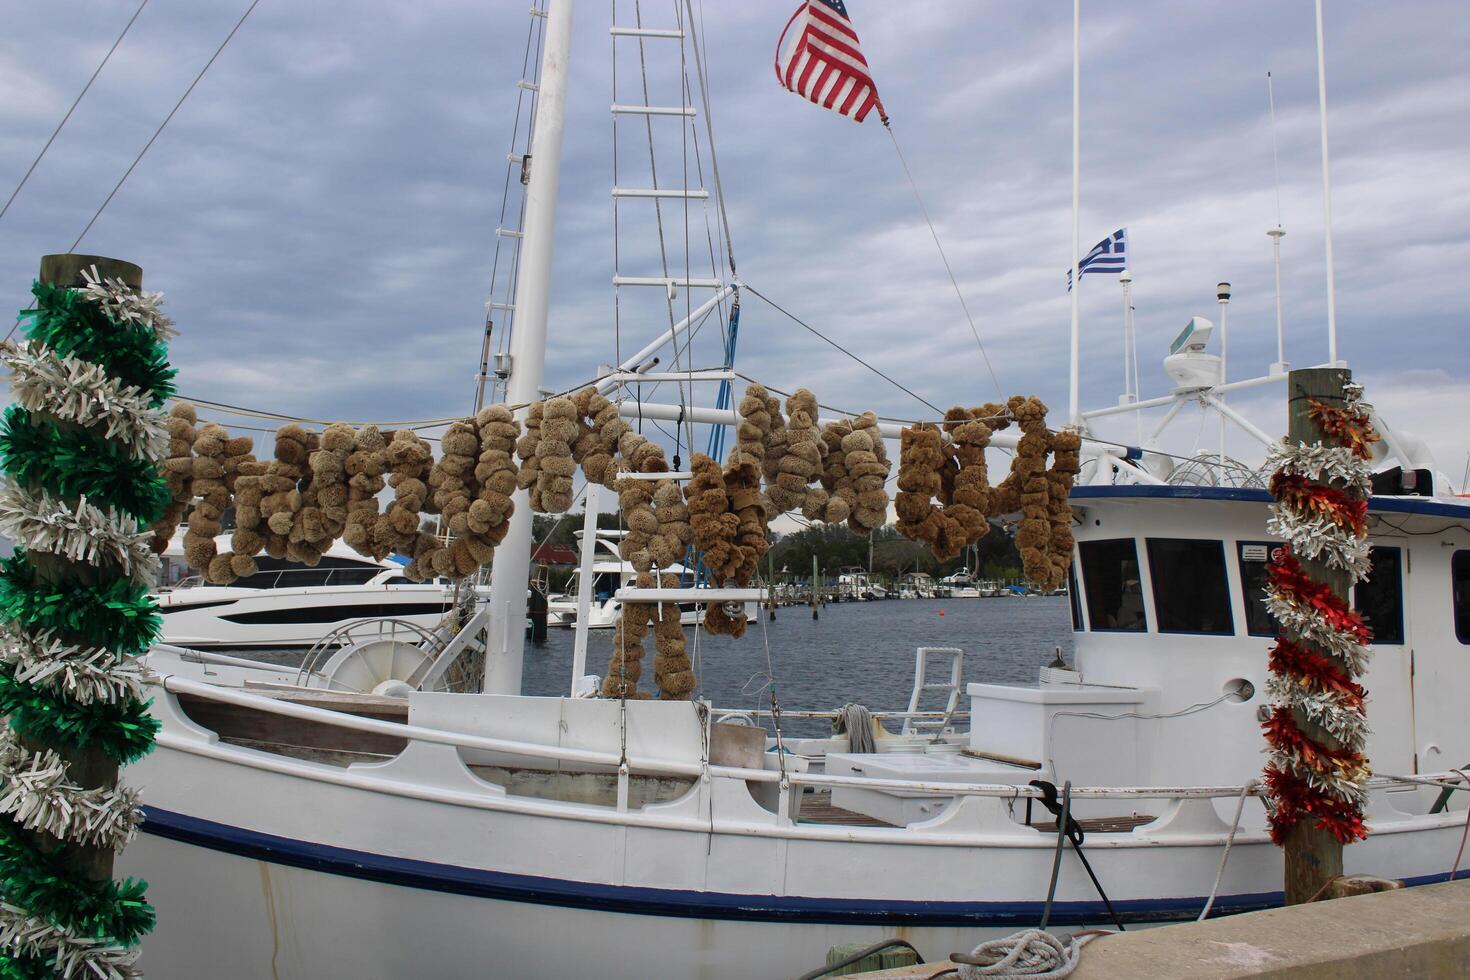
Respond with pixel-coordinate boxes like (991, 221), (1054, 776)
(836, 703), (877, 755)
(952, 929), (1100, 979)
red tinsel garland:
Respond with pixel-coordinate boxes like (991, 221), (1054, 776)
(1263, 765), (1369, 845)
(1269, 472), (1369, 536)
(1306, 398), (1380, 460)
(1268, 638), (1366, 705)
(1268, 554), (1373, 645)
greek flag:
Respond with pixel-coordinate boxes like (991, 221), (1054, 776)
(1066, 228), (1128, 291)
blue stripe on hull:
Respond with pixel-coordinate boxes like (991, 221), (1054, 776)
(140, 806), (1291, 926)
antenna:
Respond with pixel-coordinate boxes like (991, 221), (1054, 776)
(1314, 0), (1341, 367)
(1267, 71), (1288, 376)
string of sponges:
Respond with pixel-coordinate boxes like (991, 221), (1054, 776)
(894, 396), (1080, 589)
(161, 405), (523, 585)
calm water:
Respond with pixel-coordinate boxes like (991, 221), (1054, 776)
(522, 597), (1074, 734)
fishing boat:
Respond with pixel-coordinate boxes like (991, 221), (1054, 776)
(107, 3), (1470, 978)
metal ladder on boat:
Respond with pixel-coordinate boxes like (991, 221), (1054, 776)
(901, 647), (964, 736)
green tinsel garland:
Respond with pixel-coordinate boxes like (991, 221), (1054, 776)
(0, 666), (158, 766)
(0, 552), (161, 656)
(0, 406), (171, 524)
(0, 819), (153, 947)
(0, 950), (50, 980)
(18, 281), (175, 406)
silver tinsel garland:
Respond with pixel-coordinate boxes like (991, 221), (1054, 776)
(0, 730), (143, 851)
(79, 265), (177, 342)
(1265, 440), (1373, 497)
(0, 484), (159, 586)
(1265, 589), (1371, 675)
(0, 902), (142, 980)
(0, 625), (148, 706)
(0, 341), (169, 462)
(1264, 674), (1370, 746)
(1266, 506), (1373, 579)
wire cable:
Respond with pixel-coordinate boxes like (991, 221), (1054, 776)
(65, 0), (265, 256)
(741, 283), (942, 414)
(0, 0), (151, 229)
(883, 120), (1004, 399)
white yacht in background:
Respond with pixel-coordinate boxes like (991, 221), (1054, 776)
(154, 532), (459, 649)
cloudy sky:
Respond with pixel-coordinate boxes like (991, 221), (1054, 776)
(1, 1), (1467, 484)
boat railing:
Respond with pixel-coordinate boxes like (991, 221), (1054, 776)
(154, 673), (1301, 803)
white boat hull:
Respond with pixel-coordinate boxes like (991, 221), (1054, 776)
(122, 682), (1470, 979)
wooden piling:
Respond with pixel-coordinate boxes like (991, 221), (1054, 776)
(14, 254), (144, 882)
(1281, 366), (1352, 904)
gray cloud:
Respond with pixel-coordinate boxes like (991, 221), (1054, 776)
(0, 0), (1465, 475)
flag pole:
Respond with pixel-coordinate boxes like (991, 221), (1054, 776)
(1068, 0), (1082, 425)
(1314, 0), (1340, 367)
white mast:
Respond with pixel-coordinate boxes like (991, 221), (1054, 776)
(1068, 0), (1081, 424)
(1314, 0), (1340, 367)
(484, 0), (576, 696)
(1266, 71), (1288, 376)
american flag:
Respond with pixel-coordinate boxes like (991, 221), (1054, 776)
(774, 0), (887, 124)
(1066, 228), (1128, 291)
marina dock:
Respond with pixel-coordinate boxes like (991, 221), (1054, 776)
(840, 877), (1470, 978)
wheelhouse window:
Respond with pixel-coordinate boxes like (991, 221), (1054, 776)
(1146, 538), (1234, 635)
(1237, 541), (1279, 637)
(1354, 547), (1405, 645)
(1454, 552), (1470, 645)
(1078, 539), (1146, 631)
(1067, 563), (1083, 631)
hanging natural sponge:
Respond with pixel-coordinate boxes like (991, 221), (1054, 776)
(842, 412), (890, 533)
(533, 396), (578, 513)
(894, 423), (952, 556)
(819, 419), (857, 525)
(650, 479), (692, 569)
(616, 477), (657, 573)
(760, 390), (790, 490)
(343, 425), (388, 555)
(516, 401), (544, 507)
(654, 573), (696, 700)
(303, 422), (354, 549)
(686, 453), (740, 584)
(467, 405), (520, 549)
(379, 429), (434, 558)
(602, 572), (655, 699)
(183, 421), (235, 579)
(723, 459), (769, 586)
(429, 419), (480, 532)
(772, 388), (824, 517)
(150, 401), (197, 553)
(732, 383), (772, 467)
(1043, 428), (1083, 589)
(702, 598), (747, 639)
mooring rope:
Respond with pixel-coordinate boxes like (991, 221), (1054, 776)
(952, 929), (1101, 979)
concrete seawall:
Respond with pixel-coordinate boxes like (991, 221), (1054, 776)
(846, 878), (1470, 978)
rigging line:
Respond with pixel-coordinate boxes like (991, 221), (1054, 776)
(65, 0), (265, 256)
(741, 283), (942, 414)
(0, 0), (151, 228)
(881, 120), (1004, 400)
(683, 0), (736, 277)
